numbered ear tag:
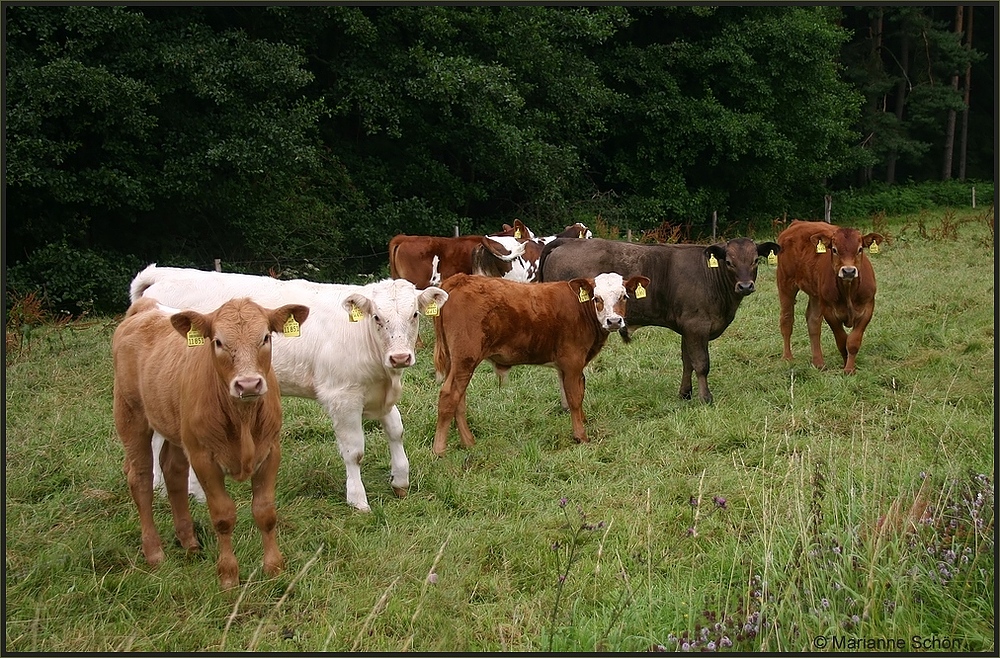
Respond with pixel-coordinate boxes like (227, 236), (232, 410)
(282, 317), (301, 337)
(578, 287), (590, 303)
(349, 305), (364, 322)
(186, 328), (205, 347)
(514, 228), (521, 238)
(578, 230), (585, 239)
(815, 241), (826, 253)
(708, 254), (719, 268)
(767, 250), (778, 266)
(424, 301), (439, 317)
(635, 283), (646, 299)
(869, 241), (880, 254)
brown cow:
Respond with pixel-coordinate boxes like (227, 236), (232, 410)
(775, 220), (884, 374)
(432, 272), (649, 455)
(388, 220), (534, 289)
(112, 296), (309, 589)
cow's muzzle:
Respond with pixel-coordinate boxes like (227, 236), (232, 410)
(839, 267), (858, 280)
(735, 281), (756, 296)
(232, 375), (267, 399)
(389, 352), (414, 369)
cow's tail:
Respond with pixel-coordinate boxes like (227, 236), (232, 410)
(129, 263), (159, 303)
(535, 239), (564, 283)
(432, 314), (448, 384)
(388, 237), (403, 279)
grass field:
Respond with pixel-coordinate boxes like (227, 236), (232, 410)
(4, 207), (994, 652)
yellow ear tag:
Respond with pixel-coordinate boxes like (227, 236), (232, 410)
(869, 241), (880, 254)
(424, 301), (439, 317)
(708, 254), (719, 268)
(514, 228), (521, 238)
(282, 317), (301, 337)
(578, 287), (590, 303)
(767, 250), (777, 266)
(815, 241), (826, 253)
(579, 230), (585, 239)
(186, 328), (205, 347)
(349, 305), (364, 322)
(635, 283), (646, 299)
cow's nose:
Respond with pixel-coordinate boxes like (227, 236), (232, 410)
(233, 376), (266, 398)
(735, 281), (755, 295)
(840, 267), (858, 280)
(389, 352), (413, 368)
(605, 316), (623, 331)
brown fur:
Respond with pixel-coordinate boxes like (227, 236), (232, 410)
(431, 273), (647, 455)
(776, 220), (883, 374)
(388, 220), (531, 288)
(112, 296), (309, 589)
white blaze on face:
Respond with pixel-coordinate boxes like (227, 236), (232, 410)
(344, 279), (448, 370)
(591, 273), (628, 332)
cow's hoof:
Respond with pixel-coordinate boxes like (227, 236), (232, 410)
(392, 486), (408, 498)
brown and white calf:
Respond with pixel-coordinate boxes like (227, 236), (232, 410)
(432, 272), (649, 455)
(112, 296), (309, 589)
(776, 219), (884, 374)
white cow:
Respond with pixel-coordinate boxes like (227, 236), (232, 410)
(130, 264), (448, 512)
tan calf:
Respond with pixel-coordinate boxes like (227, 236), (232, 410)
(112, 296), (309, 589)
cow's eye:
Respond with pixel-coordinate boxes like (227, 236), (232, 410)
(213, 338), (223, 349)
(857, 246), (863, 255)
(413, 311), (419, 319)
(263, 334), (270, 345)
(831, 246), (838, 255)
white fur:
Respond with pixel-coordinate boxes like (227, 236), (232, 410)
(130, 265), (448, 512)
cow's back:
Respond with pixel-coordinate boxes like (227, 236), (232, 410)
(775, 221), (835, 293)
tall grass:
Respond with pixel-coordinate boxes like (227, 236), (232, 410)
(5, 208), (993, 652)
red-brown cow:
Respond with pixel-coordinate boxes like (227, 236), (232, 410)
(776, 220), (884, 374)
(112, 296), (309, 589)
(389, 220), (534, 289)
(432, 272), (649, 455)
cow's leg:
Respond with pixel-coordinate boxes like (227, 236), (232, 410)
(805, 297), (826, 369)
(826, 314), (850, 371)
(558, 364), (589, 443)
(250, 444), (284, 577)
(380, 405), (410, 498)
(160, 439), (200, 553)
(681, 334), (713, 403)
(778, 286), (798, 361)
(842, 310), (872, 374)
(315, 390), (370, 511)
(555, 369), (570, 411)
(188, 451), (240, 590)
(115, 403), (165, 567)
(434, 364), (476, 456)
(153, 431), (205, 503)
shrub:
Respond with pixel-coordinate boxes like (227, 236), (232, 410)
(6, 241), (142, 318)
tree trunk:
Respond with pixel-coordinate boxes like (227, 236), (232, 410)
(886, 29), (910, 184)
(958, 7), (973, 181)
(941, 5), (963, 181)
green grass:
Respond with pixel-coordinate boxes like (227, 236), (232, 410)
(5, 207), (994, 652)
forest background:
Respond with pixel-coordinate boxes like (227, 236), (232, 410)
(4, 4), (996, 317)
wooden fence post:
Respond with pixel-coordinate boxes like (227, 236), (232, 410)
(214, 259), (222, 272)
(712, 211), (717, 241)
(972, 186), (976, 208)
(454, 225), (460, 237)
(824, 195), (832, 222)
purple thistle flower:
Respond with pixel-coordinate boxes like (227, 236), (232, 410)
(713, 495), (727, 509)
(559, 497), (568, 508)
(720, 636), (732, 648)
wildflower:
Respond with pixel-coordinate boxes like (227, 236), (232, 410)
(558, 574), (567, 583)
(681, 641), (692, 652)
(706, 641), (717, 651)
(690, 496), (699, 507)
(719, 636), (732, 648)
(686, 527), (698, 537)
(821, 597), (830, 609)
(713, 495), (727, 509)
(559, 497), (568, 508)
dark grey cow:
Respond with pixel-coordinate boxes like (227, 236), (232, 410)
(538, 237), (780, 403)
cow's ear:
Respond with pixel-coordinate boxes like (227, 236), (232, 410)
(171, 310), (212, 341)
(513, 219), (532, 240)
(862, 233), (884, 248)
(810, 234), (830, 253)
(418, 287), (449, 314)
(704, 244), (727, 262)
(343, 293), (373, 320)
(270, 304), (310, 334)
(756, 241), (780, 258)
(624, 275), (650, 297)
(480, 237), (512, 257)
(568, 278), (596, 303)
